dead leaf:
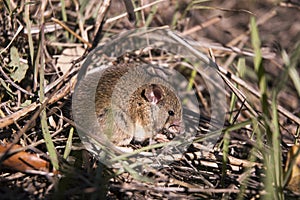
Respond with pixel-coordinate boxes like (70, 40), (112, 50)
(0, 143), (51, 173)
(9, 46), (29, 83)
(56, 46), (85, 75)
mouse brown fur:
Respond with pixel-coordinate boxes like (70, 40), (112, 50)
(90, 63), (184, 146)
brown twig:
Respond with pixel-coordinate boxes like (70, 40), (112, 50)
(51, 18), (92, 48)
(92, 0), (111, 49)
(182, 16), (222, 36)
(123, 0), (136, 22)
(0, 66), (35, 97)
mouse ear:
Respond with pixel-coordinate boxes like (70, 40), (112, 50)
(144, 84), (164, 104)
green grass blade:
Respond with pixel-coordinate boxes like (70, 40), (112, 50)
(272, 93), (284, 199)
(63, 127), (74, 159)
(250, 17), (269, 118)
(60, 0), (68, 22)
(250, 17), (285, 200)
(288, 42), (300, 97)
(39, 30), (59, 170)
(145, 4), (158, 27)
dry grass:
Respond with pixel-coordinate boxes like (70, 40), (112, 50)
(0, 0), (300, 199)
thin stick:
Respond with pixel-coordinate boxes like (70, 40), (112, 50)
(123, 0), (136, 22)
(51, 18), (92, 48)
(0, 66), (35, 97)
(106, 0), (165, 24)
(182, 16), (222, 36)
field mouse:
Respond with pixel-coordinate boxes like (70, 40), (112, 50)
(92, 62), (184, 147)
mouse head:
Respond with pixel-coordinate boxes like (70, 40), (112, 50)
(130, 83), (184, 142)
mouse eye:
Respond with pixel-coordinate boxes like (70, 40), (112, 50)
(168, 110), (175, 116)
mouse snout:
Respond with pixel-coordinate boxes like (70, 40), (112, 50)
(167, 119), (185, 134)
